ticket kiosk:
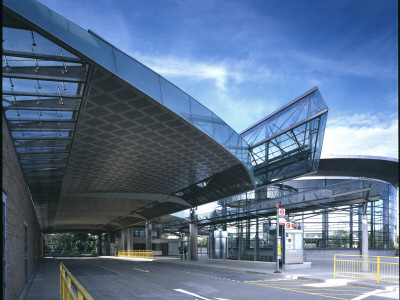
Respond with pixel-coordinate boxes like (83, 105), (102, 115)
(283, 227), (304, 264)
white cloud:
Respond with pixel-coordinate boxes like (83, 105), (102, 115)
(132, 53), (272, 91)
(321, 113), (398, 159)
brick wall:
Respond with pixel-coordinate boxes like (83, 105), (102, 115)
(2, 116), (43, 300)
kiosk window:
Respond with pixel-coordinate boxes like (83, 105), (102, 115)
(294, 233), (303, 250)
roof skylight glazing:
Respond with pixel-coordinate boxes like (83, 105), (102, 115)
(2, 12), (89, 230)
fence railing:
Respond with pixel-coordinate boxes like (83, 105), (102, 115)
(334, 254), (399, 284)
(60, 262), (94, 300)
(118, 250), (153, 259)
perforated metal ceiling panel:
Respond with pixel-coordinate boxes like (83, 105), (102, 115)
(3, 2), (254, 233)
(52, 66), (253, 232)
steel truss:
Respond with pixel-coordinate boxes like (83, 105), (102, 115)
(160, 179), (387, 232)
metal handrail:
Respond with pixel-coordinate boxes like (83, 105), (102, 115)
(334, 254), (399, 284)
(60, 262), (94, 300)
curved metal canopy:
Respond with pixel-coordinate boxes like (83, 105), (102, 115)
(313, 156), (399, 188)
(2, 0), (328, 233)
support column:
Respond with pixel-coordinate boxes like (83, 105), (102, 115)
(350, 205), (353, 248)
(322, 209), (328, 248)
(246, 219), (251, 253)
(254, 218), (258, 261)
(127, 227), (133, 251)
(209, 229), (214, 259)
(98, 234), (103, 256)
(121, 229), (126, 251)
(189, 207), (198, 261)
(238, 221), (243, 260)
(107, 233), (111, 255)
(222, 200), (227, 231)
(145, 221), (152, 250)
(361, 202), (368, 257)
(361, 202), (369, 271)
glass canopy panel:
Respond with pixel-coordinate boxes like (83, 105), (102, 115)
(2, 7), (88, 233)
(4, 0), (255, 183)
(249, 112), (327, 186)
(2, 78), (79, 94)
(159, 77), (190, 120)
(3, 27), (77, 58)
(114, 48), (162, 101)
(11, 130), (70, 138)
(190, 98), (214, 138)
(241, 89), (328, 147)
(5, 109), (74, 120)
(15, 146), (68, 153)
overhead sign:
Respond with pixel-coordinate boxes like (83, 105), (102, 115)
(279, 209), (285, 216)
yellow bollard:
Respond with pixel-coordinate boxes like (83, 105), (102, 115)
(376, 256), (380, 284)
(333, 254), (336, 279)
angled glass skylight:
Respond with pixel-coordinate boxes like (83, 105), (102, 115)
(241, 87), (328, 187)
(2, 11), (89, 230)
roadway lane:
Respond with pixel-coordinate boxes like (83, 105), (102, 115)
(58, 258), (395, 300)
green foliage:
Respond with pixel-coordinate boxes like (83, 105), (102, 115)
(198, 237), (208, 247)
(48, 232), (98, 254)
(329, 230), (350, 248)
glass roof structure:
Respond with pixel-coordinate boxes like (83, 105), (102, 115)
(241, 87), (328, 187)
(2, 17), (89, 230)
(3, 0), (328, 233)
(160, 178), (388, 231)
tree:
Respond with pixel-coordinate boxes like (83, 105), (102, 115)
(330, 230), (349, 248)
(48, 232), (98, 254)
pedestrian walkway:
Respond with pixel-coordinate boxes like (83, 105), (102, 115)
(153, 255), (399, 292)
(23, 254), (398, 299)
(24, 257), (60, 300)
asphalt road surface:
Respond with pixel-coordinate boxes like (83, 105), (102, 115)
(59, 258), (399, 300)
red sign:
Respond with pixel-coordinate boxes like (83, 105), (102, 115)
(285, 222), (291, 229)
(276, 203), (280, 209)
(279, 209), (285, 216)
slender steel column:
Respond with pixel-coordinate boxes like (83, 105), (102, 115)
(322, 209), (328, 248)
(189, 207), (198, 261)
(98, 234), (103, 256)
(120, 229), (126, 251)
(254, 218), (258, 261)
(238, 221), (243, 260)
(145, 221), (152, 250)
(127, 227), (133, 251)
(275, 208), (280, 273)
(209, 228), (214, 259)
(106, 233), (111, 255)
(362, 202), (368, 257)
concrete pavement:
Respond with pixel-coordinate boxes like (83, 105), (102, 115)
(22, 254), (399, 299)
(152, 255), (399, 292)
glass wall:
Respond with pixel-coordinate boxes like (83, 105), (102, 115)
(291, 180), (397, 250)
(203, 178), (397, 262)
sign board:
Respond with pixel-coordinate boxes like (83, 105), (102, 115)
(285, 222), (291, 229)
(279, 218), (286, 225)
(279, 209), (285, 216)
(276, 203), (280, 209)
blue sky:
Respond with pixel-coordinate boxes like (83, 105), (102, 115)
(38, 0), (398, 158)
